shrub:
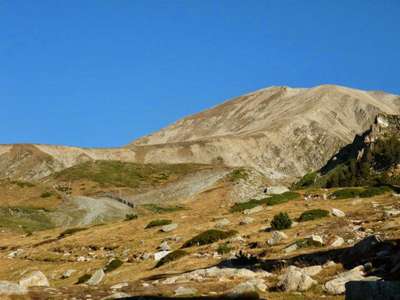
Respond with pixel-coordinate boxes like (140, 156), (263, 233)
(292, 172), (317, 189)
(298, 209), (329, 222)
(76, 274), (91, 284)
(270, 212), (292, 230)
(40, 191), (53, 198)
(230, 192), (300, 213)
(145, 219), (172, 229)
(104, 258), (123, 273)
(58, 227), (87, 239)
(296, 238), (323, 249)
(217, 243), (232, 255)
(228, 168), (249, 182)
(359, 186), (391, 198)
(330, 188), (362, 199)
(125, 213), (138, 221)
(182, 229), (238, 248)
(143, 204), (186, 214)
(230, 200), (260, 213)
(155, 250), (187, 268)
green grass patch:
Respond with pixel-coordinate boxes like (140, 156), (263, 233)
(125, 213), (138, 221)
(296, 238), (324, 249)
(40, 191), (53, 198)
(145, 219), (172, 229)
(182, 229), (238, 248)
(291, 172), (318, 190)
(359, 186), (391, 198)
(0, 207), (54, 232)
(330, 186), (391, 199)
(142, 204), (186, 214)
(155, 250), (187, 268)
(230, 192), (301, 213)
(53, 160), (208, 189)
(227, 168), (249, 182)
(58, 227), (87, 239)
(76, 274), (91, 284)
(298, 209), (329, 222)
(104, 258), (123, 273)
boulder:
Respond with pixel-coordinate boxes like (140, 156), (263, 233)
(308, 234), (324, 245)
(324, 266), (365, 295)
(265, 186), (289, 195)
(160, 223), (178, 232)
(110, 282), (128, 290)
(86, 269), (105, 286)
(154, 251), (171, 261)
(267, 231), (288, 246)
(19, 271), (49, 288)
(174, 286), (198, 296)
(332, 208), (346, 218)
(229, 278), (267, 294)
(301, 265), (322, 276)
(345, 280), (400, 300)
(158, 241), (170, 251)
(384, 209), (400, 218)
(0, 281), (27, 295)
(277, 266), (317, 292)
(284, 243), (298, 253)
(331, 236), (345, 247)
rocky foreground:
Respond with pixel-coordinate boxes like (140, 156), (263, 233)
(0, 180), (399, 299)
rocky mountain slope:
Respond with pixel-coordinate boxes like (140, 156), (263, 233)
(129, 85), (400, 183)
(1, 85), (399, 183)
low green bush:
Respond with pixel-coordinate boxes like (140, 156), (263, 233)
(230, 200), (260, 212)
(40, 191), (53, 198)
(104, 258), (123, 273)
(270, 212), (292, 230)
(230, 192), (301, 212)
(155, 250), (187, 268)
(329, 188), (362, 199)
(143, 204), (186, 214)
(217, 242), (232, 255)
(292, 172), (318, 189)
(296, 238), (323, 249)
(58, 227), (87, 239)
(145, 219), (172, 229)
(359, 186), (391, 198)
(125, 213), (138, 221)
(182, 229), (238, 248)
(298, 209), (329, 222)
(76, 274), (91, 284)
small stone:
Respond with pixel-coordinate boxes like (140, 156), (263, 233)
(61, 269), (76, 279)
(285, 243), (298, 253)
(158, 241), (170, 251)
(332, 208), (346, 218)
(384, 209), (400, 218)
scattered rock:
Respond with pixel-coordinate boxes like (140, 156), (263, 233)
(277, 266), (317, 292)
(243, 206), (263, 215)
(301, 265), (322, 276)
(158, 241), (171, 251)
(110, 282), (128, 290)
(19, 271), (49, 288)
(267, 231), (288, 246)
(215, 218), (231, 228)
(284, 243), (298, 253)
(384, 209), (400, 218)
(160, 223), (178, 232)
(102, 292), (131, 299)
(61, 269), (76, 279)
(331, 236), (345, 247)
(265, 186), (289, 195)
(239, 217), (254, 225)
(332, 208), (346, 218)
(7, 249), (23, 259)
(174, 286), (198, 296)
(154, 251), (171, 261)
(0, 281), (27, 295)
(86, 269), (105, 286)
(308, 234), (324, 245)
(229, 278), (267, 294)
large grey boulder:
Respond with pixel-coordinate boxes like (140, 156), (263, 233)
(277, 266), (317, 292)
(345, 280), (400, 300)
(19, 271), (49, 288)
(0, 281), (27, 295)
(86, 269), (105, 286)
(154, 250), (171, 261)
(324, 266), (365, 295)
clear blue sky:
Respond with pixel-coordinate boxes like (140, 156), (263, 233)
(1, 1), (399, 147)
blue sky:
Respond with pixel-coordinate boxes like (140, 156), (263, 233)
(1, 1), (399, 147)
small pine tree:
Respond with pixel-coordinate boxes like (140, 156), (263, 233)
(270, 212), (292, 230)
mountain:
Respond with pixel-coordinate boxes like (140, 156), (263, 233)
(1, 85), (399, 183)
(128, 85), (400, 183)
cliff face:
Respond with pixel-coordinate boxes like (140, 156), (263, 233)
(1, 85), (400, 183)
